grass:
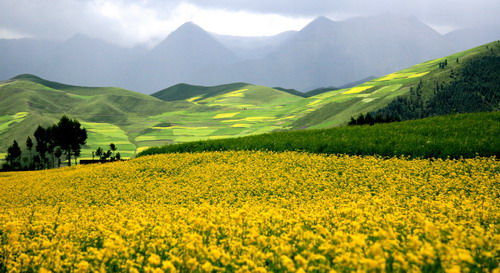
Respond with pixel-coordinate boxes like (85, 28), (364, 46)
(138, 112), (500, 159)
(0, 112), (29, 132)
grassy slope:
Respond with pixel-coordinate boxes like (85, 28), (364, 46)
(292, 41), (500, 129)
(138, 112), (500, 159)
(1, 42), (498, 159)
(0, 76), (200, 158)
(152, 82), (249, 101)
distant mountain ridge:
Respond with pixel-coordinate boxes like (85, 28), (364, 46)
(1, 15), (499, 93)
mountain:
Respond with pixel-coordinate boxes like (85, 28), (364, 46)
(1, 42), (498, 161)
(0, 38), (57, 80)
(124, 22), (239, 92)
(41, 34), (142, 87)
(302, 77), (375, 97)
(225, 15), (451, 90)
(0, 35), (142, 88)
(212, 31), (296, 59)
(291, 41), (500, 129)
(152, 82), (249, 101)
(1, 16), (499, 93)
(445, 25), (500, 52)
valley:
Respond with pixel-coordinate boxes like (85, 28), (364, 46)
(0, 5), (499, 272)
(1, 41), (498, 159)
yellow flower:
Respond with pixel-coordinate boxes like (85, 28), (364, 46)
(75, 260), (90, 273)
(446, 265), (461, 273)
(162, 261), (177, 273)
(281, 255), (296, 272)
(0, 152), (496, 273)
(201, 261), (213, 272)
(148, 254), (161, 266)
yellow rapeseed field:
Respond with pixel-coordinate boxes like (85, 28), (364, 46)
(0, 151), (498, 273)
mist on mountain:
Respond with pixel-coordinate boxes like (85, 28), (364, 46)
(0, 14), (498, 93)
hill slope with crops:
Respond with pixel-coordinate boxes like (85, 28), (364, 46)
(1, 41), (498, 159)
(138, 112), (500, 159)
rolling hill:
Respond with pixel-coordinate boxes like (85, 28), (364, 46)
(0, 41), (498, 160)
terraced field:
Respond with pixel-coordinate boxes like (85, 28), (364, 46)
(80, 122), (136, 159)
(0, 42), (497, 159)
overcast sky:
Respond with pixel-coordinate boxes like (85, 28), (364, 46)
(0, 0), (499, 47)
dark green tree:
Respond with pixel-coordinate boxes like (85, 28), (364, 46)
(34, 126), (48, 169)
(53, 116), (87, 166)
(25, 136), (34, 169)
(46, 125), (57, 168)
(26, 136), (33, 155)
(54, 147), (63, 168)
(5, 140), (22, 170)
(95, 147), (103, 160)
(109, 143), (117, 160)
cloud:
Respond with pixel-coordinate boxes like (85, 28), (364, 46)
(0, 0), (311, 47)
(0, 0), (498, 47)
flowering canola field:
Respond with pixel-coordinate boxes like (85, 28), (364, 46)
(0, 152), (498, 273)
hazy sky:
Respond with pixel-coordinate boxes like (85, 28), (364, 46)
(0, 0), (498, 47)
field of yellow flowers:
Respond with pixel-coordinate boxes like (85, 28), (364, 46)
(0, 151), (498, 273)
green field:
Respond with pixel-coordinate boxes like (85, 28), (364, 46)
(1, 42), (498, 159)
(139, 112), (500, 159)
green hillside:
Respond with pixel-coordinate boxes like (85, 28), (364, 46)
(0, 76), (199, 158)
(292, 41), (500, 129)
(152, 82), (249, 101)
(138, 112), (500, 159)
(1, 41), (498, 159)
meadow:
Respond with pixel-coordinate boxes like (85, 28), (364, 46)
(139, 112), (500, 159)
(0, 151), (498, 272)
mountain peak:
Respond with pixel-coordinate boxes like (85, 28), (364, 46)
(302, 16), (336, 32)
(174, 21), (205, 34)
(312, 16), (334, 24)
(11, 74), (43, 81)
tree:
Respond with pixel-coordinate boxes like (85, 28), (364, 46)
(115, 152), (121, 161)
(54, 148), (62, 168)
(95, 147), (103, 160)
(102, 150), (112, 161)
(5, 140), (22, 170)
(34, 126), (48, 169)
(53, 116), (87, 166)
(73, 148), (81, 165)
(25, 136), (34, 169)
(46, 125), (57, 168)
(109, 143), (117, 160)
(26, 136), (33, 155)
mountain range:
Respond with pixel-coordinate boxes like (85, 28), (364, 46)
(0, 14), (499, 93)
(1, 41), (498, 159)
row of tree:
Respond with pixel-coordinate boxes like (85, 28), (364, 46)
(348, 113), (401, 126)
(2, 116), (87, 171)
(93, 143), (121, 161)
